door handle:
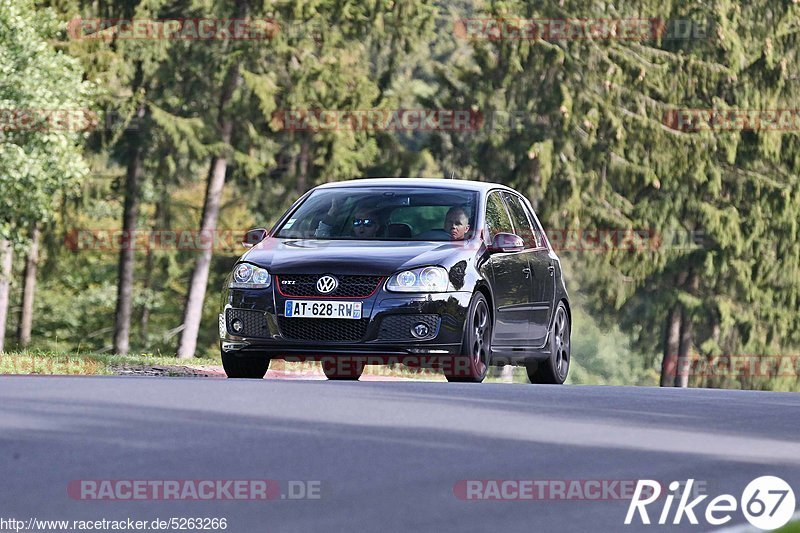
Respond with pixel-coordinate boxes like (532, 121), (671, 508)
(522, 267), (531, 279)
(548, 264), (555, 276)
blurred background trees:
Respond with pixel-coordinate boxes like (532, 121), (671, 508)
(2, 0), (799, 389)
(0, 0), (93, 352)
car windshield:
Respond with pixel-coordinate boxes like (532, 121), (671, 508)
(275, 186), (478, 241)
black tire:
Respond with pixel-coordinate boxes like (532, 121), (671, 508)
(526, 302), (570, 384)
(321, 357), (364, 380)
(221, 352), (270, 379)
(445, 292), (491, 383)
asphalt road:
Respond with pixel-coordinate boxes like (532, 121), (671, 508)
(1, 376), (798, 532)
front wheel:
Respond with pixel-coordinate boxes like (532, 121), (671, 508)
(445, 292), (491, 383)
(526, 302), (570, 384)
(221, 352), (270, 379)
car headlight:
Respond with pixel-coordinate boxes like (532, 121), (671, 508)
(229, 263), (271, 289)
(386, 266), (449, 292)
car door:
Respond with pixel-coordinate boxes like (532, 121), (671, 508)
(501, 192), (550, 347)
(505, 193), (556, 347)
(485, 191), (532, 347)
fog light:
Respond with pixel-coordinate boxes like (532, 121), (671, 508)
(411, 323), (430, 338)
(231, 319), (243, 333)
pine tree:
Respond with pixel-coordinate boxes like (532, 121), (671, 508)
(428, 0), (800, 388)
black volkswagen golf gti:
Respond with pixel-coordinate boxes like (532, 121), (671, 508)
(220, 178), (570, 384)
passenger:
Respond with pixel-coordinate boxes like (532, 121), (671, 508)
(444, 206), (471, 240)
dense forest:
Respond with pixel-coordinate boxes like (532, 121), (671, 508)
(2, 0), (799, 389)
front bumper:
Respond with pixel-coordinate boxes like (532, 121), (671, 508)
(220, 287), (472, 359)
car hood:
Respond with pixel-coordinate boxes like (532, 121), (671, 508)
(241, 238), (477, 275)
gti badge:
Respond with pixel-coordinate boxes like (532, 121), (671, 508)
(316, 275), (338, 294)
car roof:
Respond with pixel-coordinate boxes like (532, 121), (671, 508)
(313, 177), (516, 193)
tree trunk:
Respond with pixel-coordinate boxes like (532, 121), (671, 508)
(296, 133), (310, 193)
(0, 239), (13, 353)
(139, 236), (154, 344)
(529, 157), (541, 211)
(674, 271), (699, 388)
(674, 309), (693, 387)
(177, 2), (246, 358)
(113, 70), (146, 356)
(16, 226), (40, 348)
(140, 164), (167, 344)
(660, 304), (681, 386)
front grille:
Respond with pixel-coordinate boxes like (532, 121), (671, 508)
(277, 274), (383, 298)
(377, 314), (440, 341)
(277, 317), (370, 342)
(226, 308), (270, 338)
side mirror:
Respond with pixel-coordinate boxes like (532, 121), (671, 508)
(242, 228), (268, 248)
(488, 232), (524, 253)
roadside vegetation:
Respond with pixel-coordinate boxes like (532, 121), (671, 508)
(2, 0), (799, 390)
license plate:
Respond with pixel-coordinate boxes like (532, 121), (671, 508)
(284, 300), (362, 319)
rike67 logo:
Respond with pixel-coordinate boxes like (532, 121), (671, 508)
(625, 476), (796, 530)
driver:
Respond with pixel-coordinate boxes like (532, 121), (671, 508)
(351, 207), (382, 239)
(314, 198), (383, 238)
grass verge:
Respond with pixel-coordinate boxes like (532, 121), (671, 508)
(0, 350), (535, 382)
(0, 350), (218, 376)
(776, 519), (800, 533)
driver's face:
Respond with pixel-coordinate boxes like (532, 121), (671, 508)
(352, 210), (379, 238)
(445, 212), (470, 240)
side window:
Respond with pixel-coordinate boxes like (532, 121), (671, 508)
(502, 192), (537, 248)
(520, 200), (545, 248)
(485, 192), (514, 240)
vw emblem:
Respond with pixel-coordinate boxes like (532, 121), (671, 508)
(316, 275), (338, 294)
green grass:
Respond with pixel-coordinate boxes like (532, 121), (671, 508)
(776, 519), (800, 533)
(0, 350), (537, 382)
(0, 350), (448, 380)
(0, 349), (218, 376)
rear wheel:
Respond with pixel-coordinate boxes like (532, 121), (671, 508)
(526, 302), (570, 384)
(321, 357), (364, 380)
(445, 292), (491, 383)
(221, 352), (270, 379)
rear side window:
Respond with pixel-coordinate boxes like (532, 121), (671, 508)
(521, 200), (546, 248)
(502, 192), (538, 248)
(485, 192), (514, 240)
